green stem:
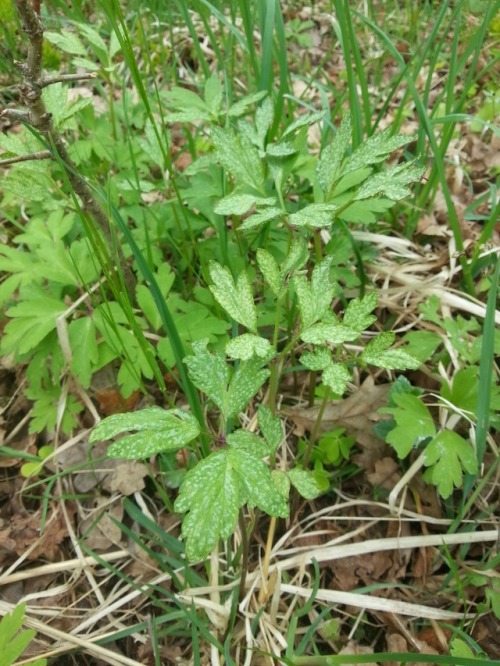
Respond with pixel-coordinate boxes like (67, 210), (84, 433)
(302, 387), (331, 470)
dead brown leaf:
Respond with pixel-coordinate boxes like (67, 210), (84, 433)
(80, 496), (124, 550)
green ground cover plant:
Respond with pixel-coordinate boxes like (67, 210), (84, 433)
(0, 0), (499, 664)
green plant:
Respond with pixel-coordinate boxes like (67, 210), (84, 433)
(88, 106), (428, 562)
(0, 603), (46, 666)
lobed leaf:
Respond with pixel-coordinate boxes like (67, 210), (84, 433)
(287, 467), (323, 499)
(354, 162), (425, 201)
(240, 207), (284, 231)
(423, 430), (478, 499)
(256, 248), (282, 296)
(184, 339), (229, 417)
(258, 404), (283, 454)
(90, 408), (201, 460)
(209, 262), (257, 332)
(362, 332), (420, 370)
(316, 114), (352, 196)
(384, 393), (436, 458)
(214, 193), (277, 216)
(225, 333), (274, 361)
(227, 357), (270, 419)
(212, 126), (264, 190)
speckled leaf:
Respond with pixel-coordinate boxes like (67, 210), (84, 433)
(255, 97), (274, 148)
(204, 74), (223, 116)
(212, 126), (264, 190)
(281, 236), (309, 275)
(90, 408), (200, 460)
(283, 110), (325, 138)
(362, 332), (420, 370)
(209, 262), (257, 332)
(256, 248), (282, 296)
(184, 339), (229, 417)
(214, 193), (277, 216)
(227, 357), (270, 418)
(227, 90), (268, 117)
(228, 447), (288, 517)
(293, 257), (335, 330)
(240, 207), (284, 231)
(258, 405), (283, 454)
(343, 292), (378, 332)
(225, 334), (274, 361)
(271, 469), (291, 498)
(266, 142), (298, 158)
(175, 438), (288, 562)
(343, 128), (415, 175)
(289, 203), (340, 228)
(355, 162), (425, 201)
(300, 348), (331, 371)
(301, 322), (359, 345)
(227, 430), (269, 458)
(175, 451), (239, 562)
(288, 467), (323, 499)
(316, 115), (352, 195)
(322, 363), (351, 395)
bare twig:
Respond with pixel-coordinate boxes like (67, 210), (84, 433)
(40, 72), (98, 87)
(0, 149), (52, 166)
(4, 0), (135, 294)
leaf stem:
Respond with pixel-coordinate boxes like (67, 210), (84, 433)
(302, 387), (331, 470)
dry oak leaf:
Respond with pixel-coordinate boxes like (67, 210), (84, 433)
(80, 496), (124, 551)
(9, 503), (73, 560)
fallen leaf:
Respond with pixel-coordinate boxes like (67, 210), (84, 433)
(80, 497), (124, 551)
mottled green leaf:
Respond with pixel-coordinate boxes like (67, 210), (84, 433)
(240, 207), (284, 230)
(300, 347), (331, 371)
(289, 203), (340, 228)
(344, 128), (415, 175)
(256, 248), (282, 296)
(90, 407), (200, 459)
(227, 430), (269, 457)
(287, 467), (323, 499)
(258, 404), (283, 454)
(227, 357), (270, 418)
(301, 322), (359, 345)
(322, 363), (351, 395)
(209, 262), (257, 332)
(228, 446), (288, 516)
(362, 332), (420, 370)
(225, 334), (274, 361)
(214, 193), (277, 216)
(355, 162), (425, 201)
(293, 257), (335, 330)
(184, 339), (229, 417)
(343, 292), (378, 331)
(316, 115), (352, 195)
(212, 126), (264, 190)
(175, 451), (239, 561)
(283, 110), (325, 138)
